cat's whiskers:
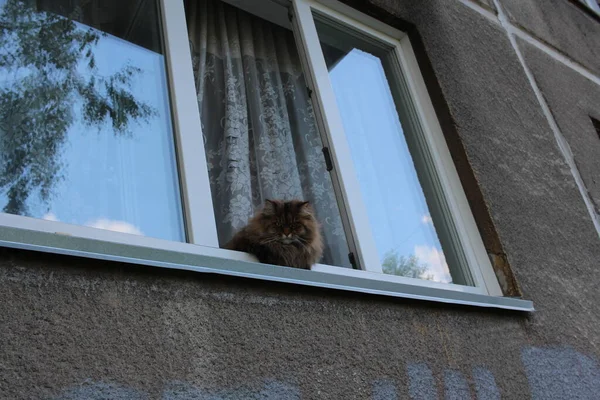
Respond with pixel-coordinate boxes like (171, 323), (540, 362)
(260, 235), (285, 245)
(296, 236), (309, 246)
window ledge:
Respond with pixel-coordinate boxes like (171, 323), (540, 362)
(0, 221), (534, 312)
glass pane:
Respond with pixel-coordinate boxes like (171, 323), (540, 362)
(0, 0), (185, 241)
(314, 16), (457, 284)
(185, 0), (352, 267)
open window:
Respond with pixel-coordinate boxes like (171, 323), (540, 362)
(0, 0), (532, 310)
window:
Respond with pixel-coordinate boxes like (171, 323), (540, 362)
(0, 0), (184, 241)
(0, 0), (533, 311)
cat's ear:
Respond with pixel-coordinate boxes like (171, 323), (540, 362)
(298, 201), (314, 216)
(263, 199), (278, 215)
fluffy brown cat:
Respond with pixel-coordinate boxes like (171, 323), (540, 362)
(224, 199), (323, 270)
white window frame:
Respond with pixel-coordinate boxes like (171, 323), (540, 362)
(583, 0), (600, 14)
(0, 0), (533, 311)
(289, 0), (503, 297)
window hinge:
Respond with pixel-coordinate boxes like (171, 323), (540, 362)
(322, 147), (333, 171)
(306, 86), (313, 98)
(288, 8), (293, 22)
(348, 252), (358, 269)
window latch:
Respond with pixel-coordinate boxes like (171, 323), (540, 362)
(306, 86), (313, 98)
(348, 252), (358, 269)
(322, 147), (333, 171)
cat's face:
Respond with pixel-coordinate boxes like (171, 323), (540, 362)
(259, 200), (317, 245)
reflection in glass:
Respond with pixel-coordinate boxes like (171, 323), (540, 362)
(185, 0), (351, 267)
(315, 16), (453, 283)
(0, 0), (184, 241)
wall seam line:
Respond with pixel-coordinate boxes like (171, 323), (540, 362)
(512, 28), (600, 87)
(492, 0), (600, 238)
(455, 0), (500, 24)
(457, 0), (600, 87)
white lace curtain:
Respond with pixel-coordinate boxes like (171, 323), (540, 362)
(186, 0), (350, 267)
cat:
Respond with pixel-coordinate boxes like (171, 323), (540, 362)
(224, 199), (324, 270)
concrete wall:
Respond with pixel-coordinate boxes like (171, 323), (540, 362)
(1, 0), (600, 398)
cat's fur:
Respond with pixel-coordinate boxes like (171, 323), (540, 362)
(224, 199), (323, 270)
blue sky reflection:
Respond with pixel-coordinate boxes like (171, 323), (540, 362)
(0, 5), (184, 241)
(328, 48), (452, 283)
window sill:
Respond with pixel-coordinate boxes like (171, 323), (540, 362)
(0, 214), (534, 312)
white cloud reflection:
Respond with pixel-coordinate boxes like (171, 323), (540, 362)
(42, 212), (59, 221)
(41, 213), (143, 236)
(414, 245), (452, 283)
(421, 214), (433, 225)
(86, 218), (143, 236)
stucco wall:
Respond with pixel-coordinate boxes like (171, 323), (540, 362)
(501, 0), (600, 76)
(1, 0), (600, 399)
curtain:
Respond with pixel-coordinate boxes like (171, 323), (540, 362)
(186, 0), (350, 267)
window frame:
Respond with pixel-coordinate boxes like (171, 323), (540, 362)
(0, 0), (533, 311)
(158, 0), (219, 247)
(583, 0), (600, 14)
(290, 0), (503, 296)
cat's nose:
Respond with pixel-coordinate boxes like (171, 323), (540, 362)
(283, 227), (291, 235)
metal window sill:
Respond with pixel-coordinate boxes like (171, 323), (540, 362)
(0, 223), (534, 312)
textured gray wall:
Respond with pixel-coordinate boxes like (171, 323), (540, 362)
(501, 0), (600, 76)
(518, 38), (600, 213)
(1, 0), (600, 399)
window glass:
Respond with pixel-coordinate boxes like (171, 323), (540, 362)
(185, 0), (352, 267)
(314, 14), (456, 284)
(0, 0), (184, 241)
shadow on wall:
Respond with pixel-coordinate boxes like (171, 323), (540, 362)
(53, 347), (600, 399)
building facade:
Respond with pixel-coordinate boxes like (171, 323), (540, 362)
(1, 0), (599, 398)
